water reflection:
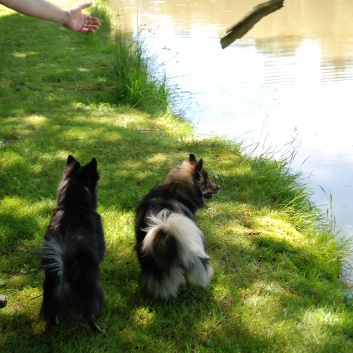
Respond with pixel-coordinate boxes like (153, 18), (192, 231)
(112, 0), (353, 238)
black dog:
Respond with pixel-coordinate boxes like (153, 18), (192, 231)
(135, 154), (221, 300)
(40, 155), (105, 333)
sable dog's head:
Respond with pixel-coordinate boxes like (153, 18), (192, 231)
(166, 154), (221, 199)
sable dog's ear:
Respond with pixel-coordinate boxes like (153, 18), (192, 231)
(193, 158), (203, 179)
(67, 155), (78, 166)
(196, 158), (203, 172)
(189, 154), (198, 165)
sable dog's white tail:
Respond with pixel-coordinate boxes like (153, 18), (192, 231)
(142, 210), (213, 300)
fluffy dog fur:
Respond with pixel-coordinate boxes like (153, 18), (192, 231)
(40, 155), (105, 333)
(135, 154), (221, 300)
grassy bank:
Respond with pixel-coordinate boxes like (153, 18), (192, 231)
(1, 1), (353, 352)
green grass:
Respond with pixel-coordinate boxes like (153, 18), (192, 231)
(1, 1), (353, 352)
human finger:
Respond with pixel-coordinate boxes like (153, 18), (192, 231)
(80, 2), (93, 10)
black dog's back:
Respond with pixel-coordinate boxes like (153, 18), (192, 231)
(41, 155), (105, 333)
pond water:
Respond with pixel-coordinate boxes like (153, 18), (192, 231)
(111, 0), (353, 274)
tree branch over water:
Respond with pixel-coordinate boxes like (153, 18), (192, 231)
(220, 0), (285, 49)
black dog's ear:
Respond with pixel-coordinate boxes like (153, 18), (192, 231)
(87, 157), (97, 172)
(189, 154), (197, 165)
(67, 155), (78, 165)
(82, 158), (99, 182)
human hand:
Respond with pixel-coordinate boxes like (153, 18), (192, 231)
(64, 2), (101, 33)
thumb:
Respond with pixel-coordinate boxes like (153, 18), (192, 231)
(80, 2), (93, 10)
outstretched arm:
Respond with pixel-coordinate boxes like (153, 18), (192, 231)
(0, 0), (101, 32)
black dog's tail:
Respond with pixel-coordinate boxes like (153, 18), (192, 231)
(141, 210), (213, 300)
(41, 237), (104, 333)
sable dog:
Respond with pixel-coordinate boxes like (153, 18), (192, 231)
(40, 155), (105, 333)
(135, 154), (221, 300)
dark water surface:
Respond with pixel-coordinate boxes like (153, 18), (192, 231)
(111, 0), (353, 276)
